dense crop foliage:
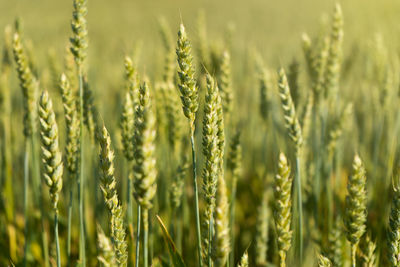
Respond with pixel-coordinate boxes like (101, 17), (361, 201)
(1, 0), (400, 266)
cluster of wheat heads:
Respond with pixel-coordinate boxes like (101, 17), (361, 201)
(3, 0), (400, 266)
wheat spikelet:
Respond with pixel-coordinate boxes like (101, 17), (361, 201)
(201, 74), (220, 263)
(82, 77), (98, 142)
(345, 154), (367, 266)
(120, 91), (135, 161)
(218, 50), (234, 117)
(327, 103), (352, 158)
(324, 218), (344, 267)
(170, 154), (189, 210)
(324, 3), (343, 99)
(312, 37), (329, 100)
(212, 174), (230, 266)
(12, 32), (38, 137)
(238, 251), (248, 267)
(70, 0), (88, 69)
(287, 59), (300, 106)
(274, 152), (293, 267)
(97, 224), (117, 267)
(97, 125), (128, 266)
(278, 68), (303, 154)
(133, 82), (157, 210)
(60, 73), (80, 174)
(159, 18), (175, 83)
(38, 90), (63, 211)
(358, 234), (377, 267)
(318, 254), (332, 267)
(176, 24), (199, 128)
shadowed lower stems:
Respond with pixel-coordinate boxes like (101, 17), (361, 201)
(135, 205), (141, 267)
(296, 156), (303, 263)
(67, 187), (72, 267)
(190, 125), (203, 267)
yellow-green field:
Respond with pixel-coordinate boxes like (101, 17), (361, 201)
(1, 0), (400, 266)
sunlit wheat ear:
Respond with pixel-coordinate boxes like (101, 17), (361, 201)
(324, 3), (344, 98)
(70, 0), (88, 70)
(176, 23), (199, 129)
(13, 32), (38, 137)
(278, 68), (303, 155)
(38, 90), (63, 211)
(358, 234), (377, 267)
(388, 173), (400, 267)
(133, 82), (157, 209)
(60, 73), (80, 174)
(201, 74), (220, 263)
(238, 251), (248, 267)
(124, 56), (139, 97)
(96, 224), (116, 266)
(345, 154), (367, 266)
(318, 254), (332, 267)
(120, 91), (135, 161)
(218, 50), (234, 118)
(212, 174), (230, 267)
(97, 125), (128, 266)
(273, 152), (293, 267)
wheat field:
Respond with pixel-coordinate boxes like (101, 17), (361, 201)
(1, 0), (400, 266)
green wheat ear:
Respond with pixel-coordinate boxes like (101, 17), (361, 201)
(318, 254), (332, 267)
(278, 68), (303, 155)
(273, 152), (293, 267)
(133, 82), (157, 209)
(358, 234), (377, 267)
(345, 154), (367, 266)
(60, 73), (80, 174)
(212, 174), (230, 267)
(13, 31), (38, 137)
(176, 23), (199, 129)
(96, 224), (116, 266)
(38, 90), (63, 211)
(97, 125), (128, 266)
(70, 0), (88, 70)
(218, 50), (234, 118)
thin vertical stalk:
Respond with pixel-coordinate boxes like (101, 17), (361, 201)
(67, 186), (72, 267)
(208, 217), (213, 267)
(23, 139), (29, 267)
(55, 212), (61, 267)
(228, 176), (237, 267)
(143, 209), (149, 267)
(295, 156), (303, 263)
(78, 69), (86, 267)
(351, 244), (356, 267)
(190, 126), (203, 267)
(135, 204), (141, 267)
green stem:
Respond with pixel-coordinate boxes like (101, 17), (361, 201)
(23, 140), (29, 267)
(229, 176), (237, 267)
(135, 204), (141, 267)
(295, 156), (303, 263)
(143, 209), (149, 267)
(208, 216), (213, 267)
(55, 211), (61, 267)
(78, 69), (86, 267)
(190, 125), (203, 267)
(351, 244), (356, 267)
(67, 187), (73, 267)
